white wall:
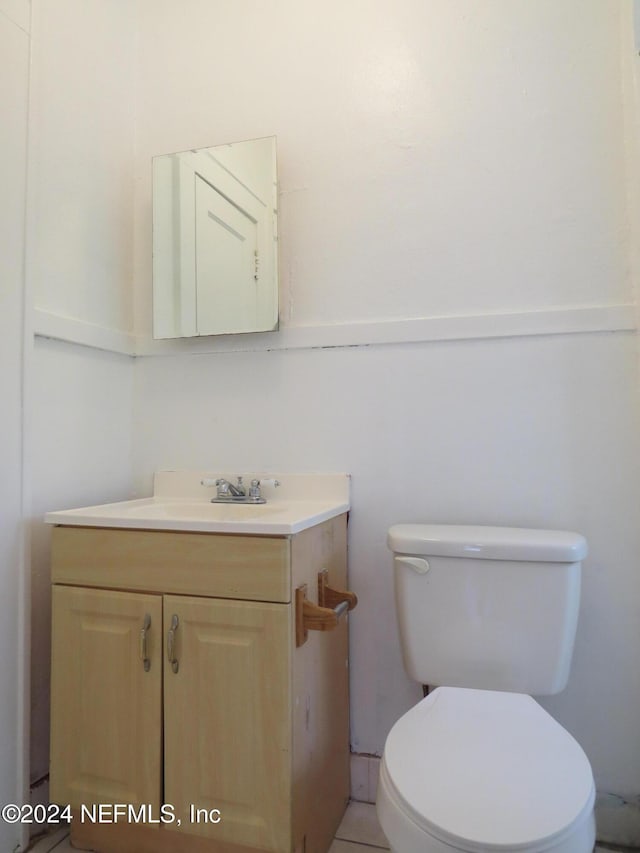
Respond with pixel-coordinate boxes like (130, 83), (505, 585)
(133, 0), (633, 337)
(132, 334), (640, 801)
(29, 339), (135, 785)
(132, 0), (640, 843)
(27, 0), (137, 797)
(18, 0), (640, 846)
(0, 1), (30, 848)
(30, 0), (135, 337)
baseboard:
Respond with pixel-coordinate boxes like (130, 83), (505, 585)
(28, 776), (52, 843)
(595, 792), (640, 847)
(350, 753), (381, 804)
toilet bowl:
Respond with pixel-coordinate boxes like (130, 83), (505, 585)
(377, 687), (596, 853)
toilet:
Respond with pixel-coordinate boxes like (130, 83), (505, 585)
(377, 524), (596, 853)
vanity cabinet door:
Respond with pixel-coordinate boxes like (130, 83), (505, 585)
(163, 595), (292, 851)
(50, 586), (162, 811)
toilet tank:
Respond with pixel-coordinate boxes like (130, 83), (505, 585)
(388, 524), (588, 696)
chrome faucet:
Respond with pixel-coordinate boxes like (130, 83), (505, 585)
(214, 477), (246, 499)
(201, 476), (279, 504)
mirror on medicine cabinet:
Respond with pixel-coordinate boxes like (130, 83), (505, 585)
(152, 136), (278, 338)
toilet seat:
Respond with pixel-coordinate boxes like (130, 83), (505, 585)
(380, 687), (595, 852)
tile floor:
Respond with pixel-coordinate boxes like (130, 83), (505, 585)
(330, 801), (389, 851)
(25, 801), (632, 852)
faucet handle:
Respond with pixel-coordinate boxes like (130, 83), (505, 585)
(248, 478), (280, 503)
(200, 477), (234, 498)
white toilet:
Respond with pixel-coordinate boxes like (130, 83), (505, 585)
(377, 524), (596, 853)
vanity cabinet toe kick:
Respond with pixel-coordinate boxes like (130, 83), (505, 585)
(49, 514), (354, 853)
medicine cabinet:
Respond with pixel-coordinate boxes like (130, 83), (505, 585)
(152, 136), (278, 338)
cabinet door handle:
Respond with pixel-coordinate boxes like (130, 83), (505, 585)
(167, 614), (179, 674)
(140, 613), (151, 672)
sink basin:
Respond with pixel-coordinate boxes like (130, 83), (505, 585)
(45, 472), (350, 535)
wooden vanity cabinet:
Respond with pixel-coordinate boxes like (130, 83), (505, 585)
(49, 515), (350, 853)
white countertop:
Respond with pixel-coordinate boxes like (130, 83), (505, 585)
(45, 472), (350, 535)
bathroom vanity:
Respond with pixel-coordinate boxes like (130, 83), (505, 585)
(47, 473), (354, 853)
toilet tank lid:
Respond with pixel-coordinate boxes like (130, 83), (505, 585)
(388, 524), (588, 562)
